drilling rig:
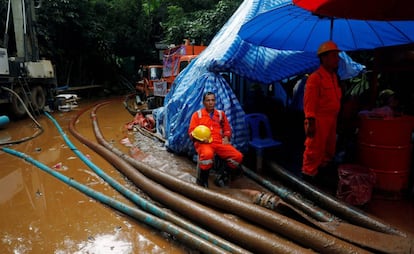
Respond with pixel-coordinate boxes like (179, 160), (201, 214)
(0, 0), (56, 118)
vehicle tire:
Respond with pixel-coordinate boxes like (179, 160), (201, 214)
(9, 87), (28, 119)
(31, 86), (46, 111)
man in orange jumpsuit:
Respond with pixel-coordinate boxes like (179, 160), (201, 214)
(188, 92), (243, 187)
(302, 41), (342, 180)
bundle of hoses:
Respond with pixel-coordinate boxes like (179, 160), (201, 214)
(78, 101), (372, 253)
(72, 103), (318, 253)
(2, 147), (232, 254)
(2, 110), (247, 254)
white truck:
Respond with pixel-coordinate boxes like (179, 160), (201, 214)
(0, 0), (57, 118)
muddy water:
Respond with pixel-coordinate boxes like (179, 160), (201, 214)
(0, 99), (188, 254)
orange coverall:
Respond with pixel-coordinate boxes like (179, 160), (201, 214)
(303, 66), (342, 176)
(188, 108), (243, 171)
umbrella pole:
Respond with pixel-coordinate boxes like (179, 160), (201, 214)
(330, 18), (334, 40)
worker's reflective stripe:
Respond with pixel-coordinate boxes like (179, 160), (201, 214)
(226, 158), (240, 168)
(199, 159), (213, 166)
(197, 109), (223, 123)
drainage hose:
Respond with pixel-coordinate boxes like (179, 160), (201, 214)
(1, 147), (229, 254)
(43, 111), (249, 254)
(0, 86), (44, 145)
(70, 102), (315, 253)
(242, 165), (334, 223)
(242, 166), (413, 253)
(85, 101), (371, 254)
(266, 160), (405, 237)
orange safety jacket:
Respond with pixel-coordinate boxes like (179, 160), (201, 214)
(304, 66), (341, 119)
(303, 66), (342, 176)
(188, 108), (231, 143)
(189, 108), (242, 170)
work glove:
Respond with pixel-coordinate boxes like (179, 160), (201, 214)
(304, 117), (316, 138)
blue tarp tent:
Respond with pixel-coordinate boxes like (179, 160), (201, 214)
(154, 0), (364, 158)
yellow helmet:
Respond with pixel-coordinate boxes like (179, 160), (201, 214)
(317, 41), (340, 56)
(192, 125), (212, 143)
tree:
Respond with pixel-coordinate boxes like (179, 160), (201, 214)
(161, 0), (242, 45)
(36, 0), (150, 87)
(0, 0), (243, 89)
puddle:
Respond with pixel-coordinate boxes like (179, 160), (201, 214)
(0, 100), (188, 253)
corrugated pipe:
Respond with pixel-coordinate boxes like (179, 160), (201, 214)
(1, 147), (229, 254)
(266, 160), (405, 237)
(43, 111), (248, 254)
(83, 101), (371, 254)
(69, 102), (315, 254)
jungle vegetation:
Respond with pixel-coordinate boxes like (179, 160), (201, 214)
(0, 0), (242, 89)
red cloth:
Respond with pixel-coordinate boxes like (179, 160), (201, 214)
(125, 112), (155, 132)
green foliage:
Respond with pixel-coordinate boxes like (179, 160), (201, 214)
(0, 0), (242, 88)
(348, 71), (370, 96)
(346, 50), (376, 97)
(161, 0), (242, 45)
(34, 0), (151, 86)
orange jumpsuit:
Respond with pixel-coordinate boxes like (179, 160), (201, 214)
(188, 108), (243, 171)
(303, 66), (342, 176)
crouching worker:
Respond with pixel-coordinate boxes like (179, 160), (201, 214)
(188, 92), (243, 188)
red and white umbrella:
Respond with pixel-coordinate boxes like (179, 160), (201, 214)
(293, 0), (414, 21)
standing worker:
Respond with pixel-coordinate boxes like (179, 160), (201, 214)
(188, 92), (243, 187)
(302, 41), (342, 181)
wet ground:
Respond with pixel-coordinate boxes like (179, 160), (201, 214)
(0, 98), (190, 253)
(1, 96), (413, 253)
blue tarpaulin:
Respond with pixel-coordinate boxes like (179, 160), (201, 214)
(154, 0), (364, 157)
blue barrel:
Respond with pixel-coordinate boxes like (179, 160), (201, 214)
(0, 115), (9, 127)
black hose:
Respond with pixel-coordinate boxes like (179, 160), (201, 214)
(242, 164), (414, 253)
(0, 86), (44, 145)
(241, 165), (336, 222)
(266, 160), (405, 237)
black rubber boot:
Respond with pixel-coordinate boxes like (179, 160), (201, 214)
(196, 167), (209, 188)
(214, 168), (230, 187)
(233, 165), (244, 179)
